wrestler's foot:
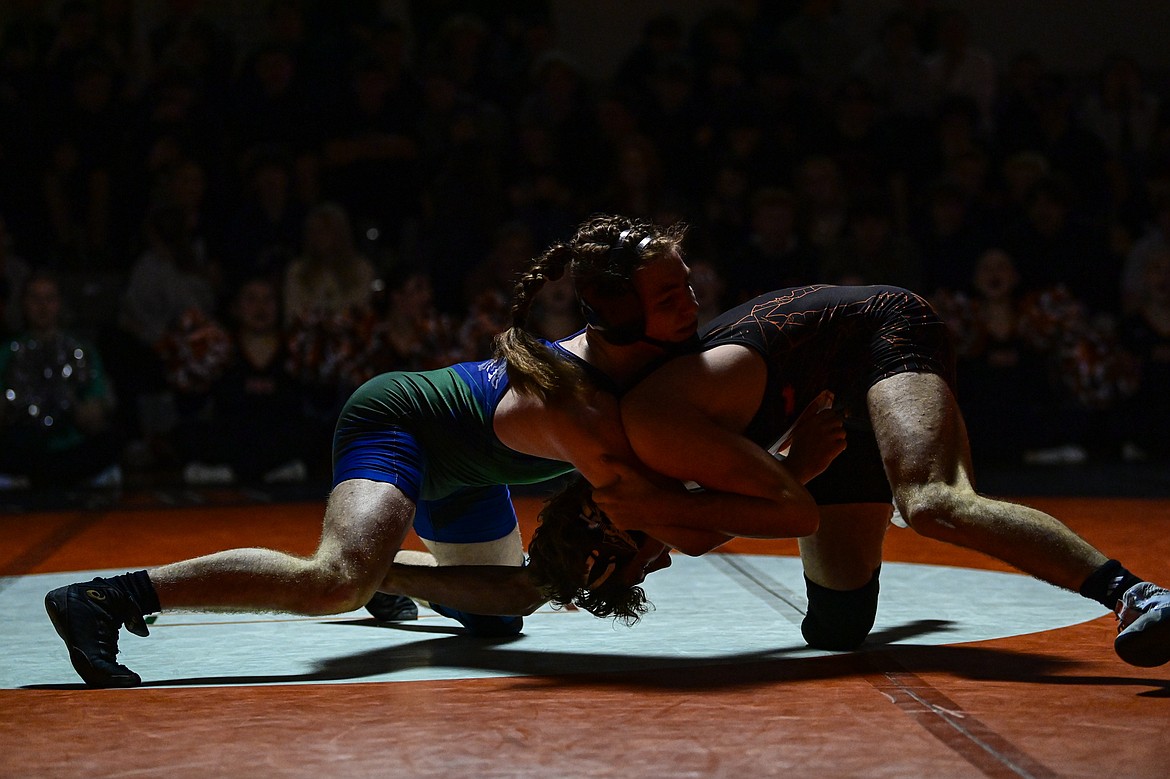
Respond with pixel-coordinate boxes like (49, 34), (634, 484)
(45, 579), (150, 687)
(430, 603), (523, 637)
(1114, 582), (1170, 667)
(365, 592), (418, 622)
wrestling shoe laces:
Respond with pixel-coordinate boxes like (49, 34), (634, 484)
(44, 579), (150, 688)
(1114, 581), (1170, 668)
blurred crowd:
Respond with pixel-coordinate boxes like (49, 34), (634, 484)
(1, 0), (1169, 490)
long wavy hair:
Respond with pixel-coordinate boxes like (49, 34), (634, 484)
(493, 214), (688, 400)
(526, 476), (653, 625)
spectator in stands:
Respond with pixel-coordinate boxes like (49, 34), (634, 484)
(926, 93), (988, 188)
(701, 160), (752, 253)
(145, 0), (236, 111)
(160, 157), (226, 289)
(751, 49), (827, 187)
(524, 273), (583, 343)
(222, 147), (304, 290)
(40, 52), (123, 268)
(925, 8), (996, 129)
(1122, 190), (1170, 314)
(794, 154), (850, 253)
(852, 10), (933, 123)
(599, 133), (665, 220)
(615, 13), (686, 104)
(994, 51), (1049, 156)
(177, 275), (313, 485)
(933, 248), (1060, 463)
(415, 66), (508, 310)
(913, 176), (993, 295)
(0, 271), (121, 489)
(517, 50), (600, 202)
(778, 0), (860, 102)
(638, 55), (706, 202)
(1080, 55), (1161, 172)
(282, 201), (376, 327)
(1117, 248), (1170, 460)
(1005, 175), (1114, 313)
(462, 220), (534, 313)
(108, 203), (220, 467)
(823, 76), (897, 198)
(935, 247), (1131, 464)
(120, 70), (230, 259)
(43, 0), (123, 100)
(819, 191), (922, 290)
(283, 202), (378, 434)
(120, 204), (218, 349)
(318, 53), (422, 251)
(231, 38), (309, 161)
(504, 118), (577, 250)
(365, 265), (461, 375)
(419, 13), (497, 105)
(727, 186), (817, 302)
(1029, 74), (1112, 216)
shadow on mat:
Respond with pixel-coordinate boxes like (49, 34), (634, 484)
(24, 616), (1169, 694)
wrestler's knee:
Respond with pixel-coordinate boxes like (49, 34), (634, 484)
(894, 482), (972, 541)
(300, 558), (384, 615)
(801, 568), (880, 651)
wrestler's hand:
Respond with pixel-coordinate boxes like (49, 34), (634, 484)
(591, 458), (677, 532)
(619, 537), (673, 587)
(783, 390), (846, 484)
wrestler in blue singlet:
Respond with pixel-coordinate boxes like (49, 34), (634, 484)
(332, 339), (603, 545)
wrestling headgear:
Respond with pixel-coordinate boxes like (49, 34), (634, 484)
(575, 228), (654, 346)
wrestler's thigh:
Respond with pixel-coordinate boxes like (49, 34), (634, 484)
(316, 478), (416, 576)
(799, 503), (891, 589)
(866, 372), (973, 490)
(422, 526), (525, 567)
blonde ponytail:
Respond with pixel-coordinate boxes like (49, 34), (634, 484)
(495, 215), (690, 398)
(493, 245), (583, 399)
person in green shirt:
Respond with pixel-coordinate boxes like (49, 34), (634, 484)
(0, 271), (121, 488)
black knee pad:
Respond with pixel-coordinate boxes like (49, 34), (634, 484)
(800, 567), (880, 651)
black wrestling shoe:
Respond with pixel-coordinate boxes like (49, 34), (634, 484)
(365, 592), (419, 622)
(429, 603), (523, 637)
(44, 579), (150, 688)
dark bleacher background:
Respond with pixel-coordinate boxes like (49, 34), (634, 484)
(2, 0), (1169, 501)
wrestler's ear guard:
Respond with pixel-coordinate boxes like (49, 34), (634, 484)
(577, 229), (653, 345)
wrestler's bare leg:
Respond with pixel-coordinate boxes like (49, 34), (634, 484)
(149, 479), (414, 615)
(797, 503), (890, 649)
(867, 372), (1106, 591)
(422, 526), (525, 566)
(799, 503), (890, 590)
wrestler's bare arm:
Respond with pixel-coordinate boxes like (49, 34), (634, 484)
(613, 344), (820, 542)
(495, 383), (730, 553)
(380, 562), (546, 616)
(493, 384), (631, 483)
